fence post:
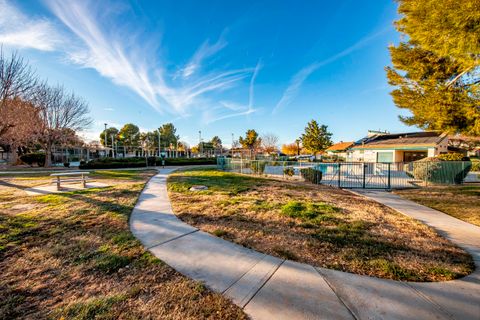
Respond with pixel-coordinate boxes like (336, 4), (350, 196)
(362, 163), (366, 188)
(338, 163), (341, 188)
(387, 163), (391, 189)
(426, 161), (429, 187)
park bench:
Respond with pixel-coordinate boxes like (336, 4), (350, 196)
(50, 172), (90, 190)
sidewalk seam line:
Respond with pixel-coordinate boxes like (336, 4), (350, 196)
(241, 259), (285, 309)
(221, 254), (267, 295)
(404, 283), (455, 320)
(316, 268), (359, 320)
(147, 229), (199, 249)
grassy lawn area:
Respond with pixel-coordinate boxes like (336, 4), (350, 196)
(395, 185), (480, 227)
(0, 170), (246, 319)
(168, 168), (474, 282)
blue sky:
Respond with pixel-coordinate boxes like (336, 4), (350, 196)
(0, 0), (412, 147)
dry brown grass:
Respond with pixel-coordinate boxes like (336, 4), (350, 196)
(0, 170), (246, 320)
(395, 185), (480, 226)
(168, 169), (474, 282)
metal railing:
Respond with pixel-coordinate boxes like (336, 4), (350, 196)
(217, 158), (472, 189)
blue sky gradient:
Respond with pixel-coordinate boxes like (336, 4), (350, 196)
(0, 0), (413, 146)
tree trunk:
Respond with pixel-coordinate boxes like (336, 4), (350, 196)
(8, 143), (18, 165)
(45, 142), (52, 167)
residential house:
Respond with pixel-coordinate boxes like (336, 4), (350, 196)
(325, 141), (355, 160)
(348, 131), (449, 163)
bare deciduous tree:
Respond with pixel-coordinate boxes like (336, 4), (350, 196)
(0, 49), (38, 138)
(261, 133), (279, 154)
(34, 84), (92, 166)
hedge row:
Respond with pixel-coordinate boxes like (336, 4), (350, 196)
(79, 157), (216, 169)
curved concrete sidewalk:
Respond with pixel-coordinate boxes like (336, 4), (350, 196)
(130, 169), (480, 320)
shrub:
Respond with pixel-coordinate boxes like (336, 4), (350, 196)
(63, 162), (70, 168)
(79, 157), (216, 169)
(300, 167), (322, 184)
(283, 167), (294, 177)
(250, 161), (266, 175)
(20, 152), (45, 167)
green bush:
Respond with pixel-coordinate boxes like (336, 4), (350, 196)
(20, 152), (46, 167)
(250, 161), (266, 175)
(283, 167), (294, 177)
(79, 157), (216, 169)
(300, 167), (322, 184)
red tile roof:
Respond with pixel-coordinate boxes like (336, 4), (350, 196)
(326, 141), (355, 152)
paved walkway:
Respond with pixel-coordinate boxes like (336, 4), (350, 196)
(130, 169), (480, 320)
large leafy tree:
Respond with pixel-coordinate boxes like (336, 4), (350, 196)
(158, 123), (179, 149)
(100, 127), (119, 147)
(239, 129), (261, 151)
(210, 136), (222, 149)
(118, 123), (139, 152)
(387, 0), (480, 136)
(300, 120), (332, 156)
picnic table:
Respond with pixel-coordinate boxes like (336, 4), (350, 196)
(50, 171), (90, 190)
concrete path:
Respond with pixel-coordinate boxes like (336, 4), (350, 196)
(130, 170), (480, 320)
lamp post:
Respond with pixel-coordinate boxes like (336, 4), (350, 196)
(104, 123), (108, 157)
(111, 133), (115, 158)
(199, 130), (203, 156)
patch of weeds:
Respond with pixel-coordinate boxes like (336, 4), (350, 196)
(212, 229), (228, 237)
(273, 246), (298, 260)
(0, 214), (38, 250)
(281, 200), (340, 221)
(312, 220), (370, 245)
(95, 253), (132, 273)
(93, 246), (132, 273)
(111, 232), (138, 249)
(35, 194), (65, 205)
(58, 294), (127, 320)
(368, 259), (416, 280)
(251, 199), (278, 211)
(428, 266), (456, 279)
(133, 252), (164, 267)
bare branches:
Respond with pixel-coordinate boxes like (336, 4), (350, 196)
(0, 48), (37, 106)
(261, 133), (279, 154)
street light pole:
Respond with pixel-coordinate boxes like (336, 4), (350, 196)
(104, 123), (108, 158)
(199, 130), (203, 156)
(157, 129), (161, 157)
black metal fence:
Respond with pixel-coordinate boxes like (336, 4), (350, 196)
(217, 158), (472, 189)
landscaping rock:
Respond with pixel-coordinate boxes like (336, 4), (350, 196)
(189, 185), (208, 191)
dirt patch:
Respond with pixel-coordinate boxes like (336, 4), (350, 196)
(168, 169), (474, 282)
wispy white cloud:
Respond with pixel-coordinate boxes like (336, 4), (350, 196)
(179, 35), (226, 78)
(44, 0), (254, 118)
(103, 107), (115, 111)
(272, 29), (388, 114)
(272, 62), (319, 114)
(0, 0), (62, 51)
(206, 60), (262, 124)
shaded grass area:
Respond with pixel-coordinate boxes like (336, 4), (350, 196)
(168, 169), (474, 282)
(0, 170), (246, 319)
(395, 185), (480, 226)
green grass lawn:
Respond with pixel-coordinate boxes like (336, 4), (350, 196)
(168, 168), (474, 282)
(0, 170), (246, 319)
(395, 185), (480, 226)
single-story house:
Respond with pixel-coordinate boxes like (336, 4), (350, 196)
(325, 141), (355, 159)
(348, 131), (449, 163)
